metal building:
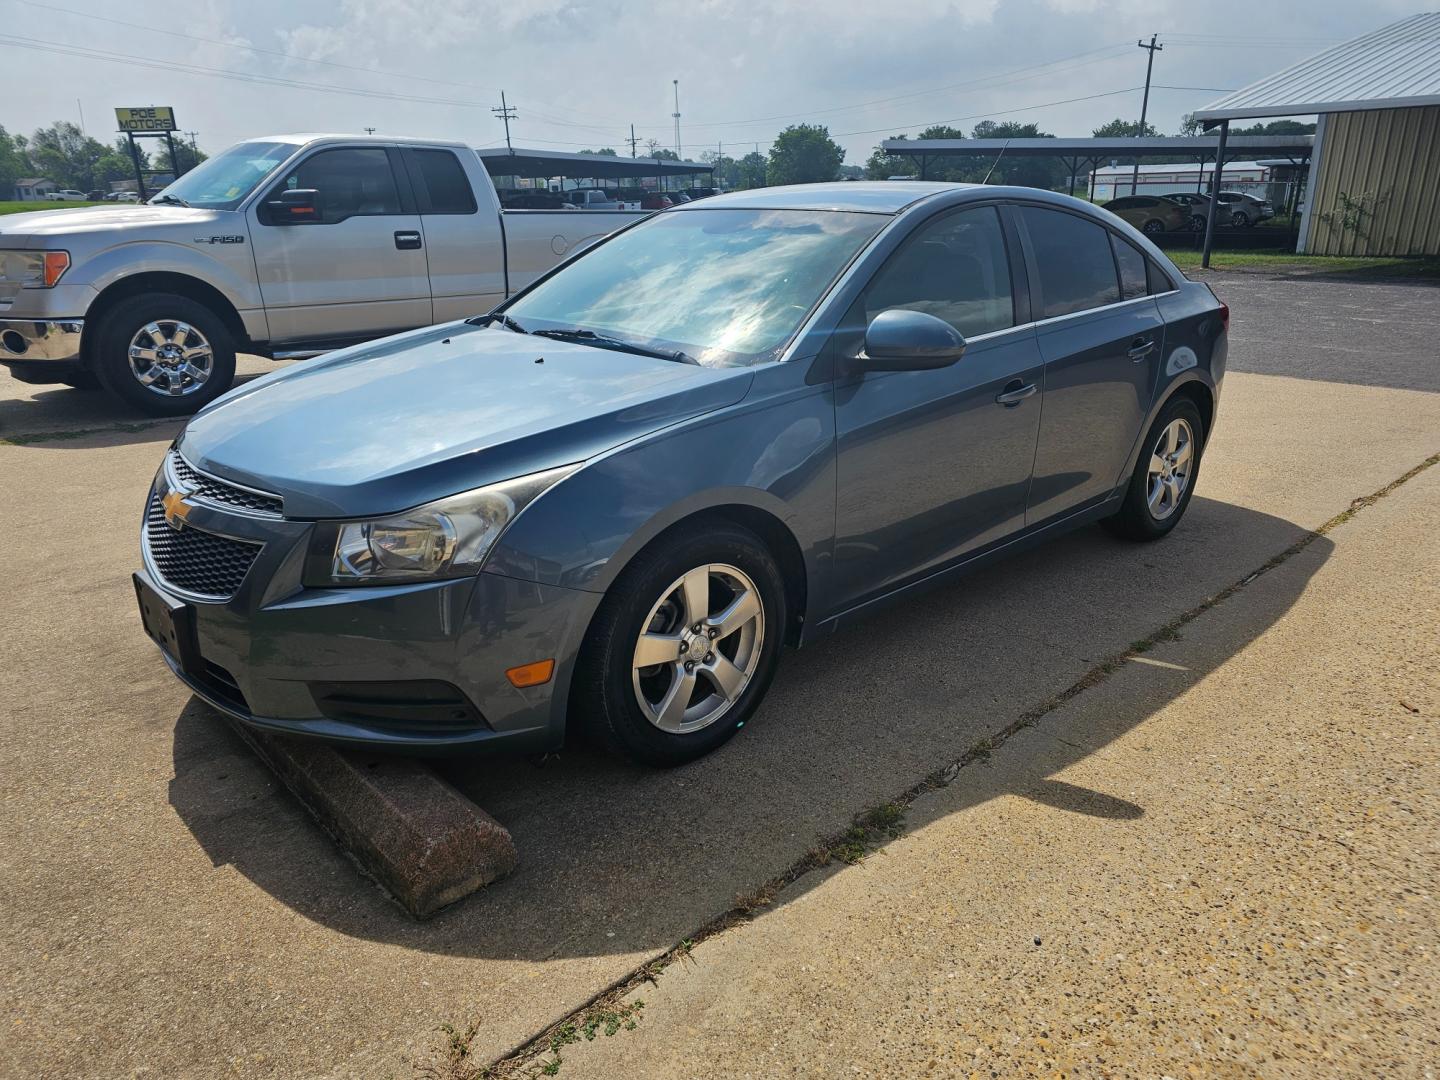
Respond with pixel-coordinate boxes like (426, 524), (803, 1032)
(1194, 13), (1440, 256)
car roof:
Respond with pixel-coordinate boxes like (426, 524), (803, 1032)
(677, 181), (969, 214)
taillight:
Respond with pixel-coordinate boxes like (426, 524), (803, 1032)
(43, 250), (70, 288)
(1219, 302), (1230, 332)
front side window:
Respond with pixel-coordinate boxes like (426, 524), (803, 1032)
(149, 141), (293, 210)
(1019, 206), (1121, 319)
(857, 205), (1015, 339)
(502, 208), (886, 368)
(268, 148), (402, 224)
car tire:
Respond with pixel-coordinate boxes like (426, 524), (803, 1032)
(1103, 396), (1205, 542)
(1142, 219), (1165, 235)
(1230, 211), (1249, 228)
(94, 293), (236, 416)
(574, 521), (787, 767)
(1189, 214), (1206, 232)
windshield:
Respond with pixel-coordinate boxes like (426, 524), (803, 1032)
(149, 141), (295, 210)
(501, 208), (887, 368)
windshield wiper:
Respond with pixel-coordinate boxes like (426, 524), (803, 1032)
(530, 328), (699, 366)
(151, 193), (190, 207)
(468, 312), (528, 334)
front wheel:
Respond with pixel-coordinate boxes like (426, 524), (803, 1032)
(1189, 214), (1206, 233)
(1230, 211), (1250, 228)
(94, 293), (236, 416)
(1103, 397), (1204, 541)
(574, 522), (787, 767)
(1142, 219), (1165, 235)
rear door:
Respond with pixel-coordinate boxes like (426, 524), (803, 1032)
(248, 145), (431, 342)
(1016, 204), (1164, 524)
(401, 147), (507, 320)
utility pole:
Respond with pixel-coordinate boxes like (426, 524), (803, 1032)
(76, 98), (85, 133)
(492, 91), (517, 153)
(1131, 34), (1163, 195)
(363, 126), (376, 135)
(672, 80), (681, 158)
(626, 124), (640, 158)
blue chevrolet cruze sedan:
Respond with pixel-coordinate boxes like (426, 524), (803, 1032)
(135, 182), (1227, 766)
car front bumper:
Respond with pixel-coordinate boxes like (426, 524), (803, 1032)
(135, 462), (602, 753)
(0, 318), (84, 363)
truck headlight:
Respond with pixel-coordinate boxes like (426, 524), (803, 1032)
(0, 250), (70, 288)
(303, 464), (576, 586)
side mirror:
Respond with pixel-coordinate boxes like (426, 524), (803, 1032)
(267, 188), (319, 223)
(861, 309), (966, 371)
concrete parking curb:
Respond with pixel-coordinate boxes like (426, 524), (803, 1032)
(227, 720), (516, 918)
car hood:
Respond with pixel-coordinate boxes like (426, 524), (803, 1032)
(0, 205), (235, 243)
(178, 322), (755, 518)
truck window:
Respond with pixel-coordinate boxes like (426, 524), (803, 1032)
(270, 148), (402, 224)
(406, 149), (478, 215)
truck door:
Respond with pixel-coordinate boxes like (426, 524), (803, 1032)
(247, 145), (431, 343)
(399, 147), (507, 322)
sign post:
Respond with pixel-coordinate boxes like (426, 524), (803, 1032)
(114, 107), (182, 201)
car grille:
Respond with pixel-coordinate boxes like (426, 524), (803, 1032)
(169, 450), (283, 517)
(145, 493), (263, 599)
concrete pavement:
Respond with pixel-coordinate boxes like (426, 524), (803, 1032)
(551, 459), (1440, 1080)
(1, 275), (1437, 1078)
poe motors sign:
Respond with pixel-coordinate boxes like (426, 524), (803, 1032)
(115, 106), (177, 133)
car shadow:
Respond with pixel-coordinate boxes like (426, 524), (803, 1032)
(0, 362), (283, 446)
(168, 495), (1330, 962)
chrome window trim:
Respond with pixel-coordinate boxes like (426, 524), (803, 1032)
(1030, 291), (1170, 330)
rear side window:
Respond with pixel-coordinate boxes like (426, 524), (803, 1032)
(1019, 206), (1121, 318)
(1147, 259), (1175, 294)
(860, 205), (1015, 338)
(407, 149), (477, 214)
(1111, 235), (1148, 300)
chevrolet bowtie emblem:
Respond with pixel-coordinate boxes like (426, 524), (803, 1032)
(161, 488), (192, 531)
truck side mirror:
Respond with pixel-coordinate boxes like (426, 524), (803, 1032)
(267, 188), (319, 223)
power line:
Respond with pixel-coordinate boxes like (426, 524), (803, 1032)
(831, 86), (1146, 139)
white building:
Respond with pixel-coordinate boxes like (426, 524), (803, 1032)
(1089, 161), (1274, 201)
(14, 178), (58, 201)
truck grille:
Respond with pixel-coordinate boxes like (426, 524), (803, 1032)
(145, 494), (263, 599)
(170, 451), (283, 517)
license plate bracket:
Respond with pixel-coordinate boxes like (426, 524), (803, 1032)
(133, 573), (199, 673)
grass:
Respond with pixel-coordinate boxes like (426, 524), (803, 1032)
(0, 199), (107, 214)
(1167, 248), (1440, 278)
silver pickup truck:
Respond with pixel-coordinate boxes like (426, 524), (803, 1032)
(0, 134), (648, 414)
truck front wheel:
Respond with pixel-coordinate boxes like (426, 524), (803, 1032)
(94, 293), (237, 416)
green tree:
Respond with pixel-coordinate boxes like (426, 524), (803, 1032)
(26, 121), (111, 191)
(1091, 118), (1159, 138)
(736, 151), (766, 189)
(700, 150), (742, 189)
(766, 124), (844, 185)
(579, 147), (619, 156)
(0, 125), (27, 198)
(154, 139), (207, 176)
(1234, 119), (1315, 136)
(865, 134), (914, 180)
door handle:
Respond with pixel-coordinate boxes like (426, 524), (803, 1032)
(394, 230), (422, 250)
(995, 380), (1037, 407)
(1128, 337), (1156, 361)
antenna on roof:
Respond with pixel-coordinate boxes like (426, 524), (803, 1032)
(982, 139), (1011, 184)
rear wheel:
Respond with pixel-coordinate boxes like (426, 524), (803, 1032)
(1142, 219), (1165, 235)
(1230, 210), (1250, 228)
(1103, 397), (1204, 541)
(1189, 214), (1206, 232)
(94, 293), (236, 416)
(574, 522), (786, 767)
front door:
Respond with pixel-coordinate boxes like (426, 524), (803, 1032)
(1014, 205), (1163, 523)
(248, 145), (432, 343)
(832, 204), (1045, 615)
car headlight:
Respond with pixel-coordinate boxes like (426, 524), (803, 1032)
(0, 249), (69, 288)
(303, 464), (576, 587)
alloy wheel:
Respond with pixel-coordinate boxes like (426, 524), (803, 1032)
(1146, 417), (1194, 521)
(631, 563), (764, 734)
(127, 319), (214, 397)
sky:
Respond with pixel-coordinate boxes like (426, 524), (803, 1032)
(0, 0), (1425, 164)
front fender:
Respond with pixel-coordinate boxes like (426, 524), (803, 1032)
(77, 236), (263, 317)
(485, 361), (837, 613)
